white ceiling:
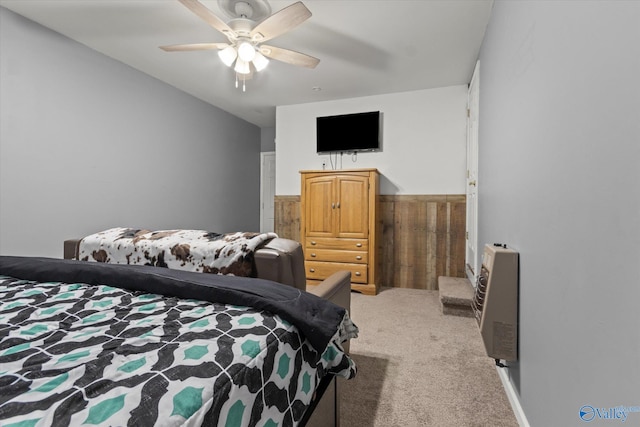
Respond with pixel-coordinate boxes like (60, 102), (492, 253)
(0, 0), (493, 128)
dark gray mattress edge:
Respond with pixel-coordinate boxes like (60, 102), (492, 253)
(0, 255), (346, 353)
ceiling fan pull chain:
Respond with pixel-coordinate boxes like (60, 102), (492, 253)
(242, 75), (246, 92)
(235, 73), (239, 89)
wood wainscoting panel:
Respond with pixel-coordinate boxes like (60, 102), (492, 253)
(275, 194), (465, 290)
(274, 196), (300, 242)
(379, 195), (466, 290)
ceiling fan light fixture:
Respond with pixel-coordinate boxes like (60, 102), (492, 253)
(234, 58), (251, 74)
(166, 0), (318, 91)
(237, 41), (256, 62)
(252, 51), (269, 71)
(218, 45), (237, 67)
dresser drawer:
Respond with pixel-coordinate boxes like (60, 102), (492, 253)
(305, 261), (368, 284)
(306, 249), (368, 264)
(306, 238), (368, 251)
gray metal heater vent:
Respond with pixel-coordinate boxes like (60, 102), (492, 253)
(472, 244), (519, 362)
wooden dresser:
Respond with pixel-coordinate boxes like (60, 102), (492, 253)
(300, 168), (379, 295)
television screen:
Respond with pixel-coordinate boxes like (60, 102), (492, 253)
(316, 111), (381, 153)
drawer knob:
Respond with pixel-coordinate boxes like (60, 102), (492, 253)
(355, 272), (361, 276)
(311, 253), (316, 257)
(356, 256), (362, 260)
(356, 243), (362, 247)
(311, 241), (317, 245)
(310, 268), (315, 273)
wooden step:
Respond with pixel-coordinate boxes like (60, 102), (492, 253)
(438, 276), (474, 317)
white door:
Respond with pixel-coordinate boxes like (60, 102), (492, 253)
(466, 61), (480, 282)
(260, 152), (276, 232)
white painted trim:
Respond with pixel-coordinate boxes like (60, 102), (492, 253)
(496, 367), (530, 427)
(259, 151), (276, 233)
(465, 60), (480, 284)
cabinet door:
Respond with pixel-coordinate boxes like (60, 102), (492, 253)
(336, 175), (369, 238)
(304, 176), (336, 237)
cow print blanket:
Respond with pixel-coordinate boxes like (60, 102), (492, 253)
(78, 228), (278, 277)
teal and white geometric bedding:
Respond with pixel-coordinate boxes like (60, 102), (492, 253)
(0, 276), (356, 426)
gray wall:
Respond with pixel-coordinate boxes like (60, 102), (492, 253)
(275, 86), (467, 195)
(479, 1), (640, 426)
(261, 126), (275, 152)
(0, 7), (261, 258)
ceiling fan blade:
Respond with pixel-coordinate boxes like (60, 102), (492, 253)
(179, 0), (235, 38)
(260, 45), (319, 69)
(250, 1), (311, 42)
(160, 42), (229, 52)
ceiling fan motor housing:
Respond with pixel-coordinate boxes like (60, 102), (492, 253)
(218, 0), (271, 21)
(228, 18), (254, 39)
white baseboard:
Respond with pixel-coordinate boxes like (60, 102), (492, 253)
(496, 366), (530, 427)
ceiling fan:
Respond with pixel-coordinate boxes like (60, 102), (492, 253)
(160, 0), (319, 91)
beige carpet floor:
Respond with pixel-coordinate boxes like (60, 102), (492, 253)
(340, 287), (518, 427)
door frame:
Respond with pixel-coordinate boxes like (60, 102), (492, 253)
(260, 151), (276, 233)
(466, 60), (480, 283)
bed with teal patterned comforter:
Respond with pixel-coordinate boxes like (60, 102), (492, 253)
(0, 257), (357, 427)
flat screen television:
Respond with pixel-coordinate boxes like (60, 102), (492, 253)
(316, 111), (381, 153)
